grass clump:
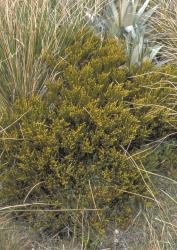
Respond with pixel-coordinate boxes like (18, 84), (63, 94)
(0, 0), (105, 111)
(0, 29), (176, 247)
(0, 215), (33, 250)
(151, 0), (177, 65)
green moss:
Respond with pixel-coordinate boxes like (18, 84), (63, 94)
(0, 29), (176, 244)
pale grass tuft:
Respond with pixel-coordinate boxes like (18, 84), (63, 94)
(0, 0), (106, 111)
(151, 0), (177, 65)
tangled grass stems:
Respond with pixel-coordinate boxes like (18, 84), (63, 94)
(0, 0), (106, 112)
(0, 159), (176, 249)
(0, 214), (33, 250)
(99, 150), (177, 249)
(150, 0), (177, 65)
(126, 150), (177, 249)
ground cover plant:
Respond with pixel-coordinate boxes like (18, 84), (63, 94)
(1, 28), (177, 248)
(0, 0), (177, 249)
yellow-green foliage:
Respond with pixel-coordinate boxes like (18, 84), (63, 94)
(0, 30), (176, 240)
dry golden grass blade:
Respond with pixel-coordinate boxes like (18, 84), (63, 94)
(150, 0), (177, 65)
(0, 0), (106, 111)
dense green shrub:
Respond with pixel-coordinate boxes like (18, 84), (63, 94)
(0, 29), (176, 242)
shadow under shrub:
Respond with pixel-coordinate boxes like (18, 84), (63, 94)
(0, 29), (176, 243)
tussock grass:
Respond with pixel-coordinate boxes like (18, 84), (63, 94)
(97, 156), (177, 250)
(0, 214), (33, 250)
(0, 0), (105, 112)
(151, 0), (177, 65)
(0, 214), (81, 249)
